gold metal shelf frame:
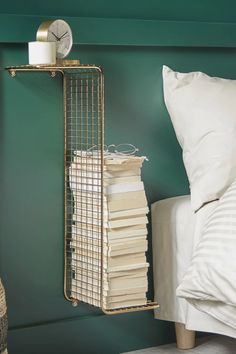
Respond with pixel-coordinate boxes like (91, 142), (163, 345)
(7, 64), (159, 315)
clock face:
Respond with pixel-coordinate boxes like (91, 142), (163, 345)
(37, 20), (73, 59)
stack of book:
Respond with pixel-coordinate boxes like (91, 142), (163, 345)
(69, 151), (149, 309)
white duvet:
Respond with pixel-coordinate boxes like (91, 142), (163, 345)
(177, 178), (236, 329)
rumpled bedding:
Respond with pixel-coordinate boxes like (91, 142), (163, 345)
(177, 178), (236, 329)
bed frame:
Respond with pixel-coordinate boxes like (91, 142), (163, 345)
(175, 323), (196, 349)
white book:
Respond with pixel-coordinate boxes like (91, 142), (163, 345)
(72, 189), (147, 212)
(71, 162), (144, 174)
(69, 173), (141, 187)
(70, 292), (101, 306)
(107, 266), (149, 279)
(71, 268), (148, 288)
(72, 266), (148, 286)
(72, 252), (146, 268)
(108, 240), (148, 257)
(71, 262), (148, 275)
(71, 284), (148, 299)
(71, 258), (149, 273)
(69, 169), (101, 187)
(104, 163), (143, 172)
(70, 181), (144, 195)
(69, 167), (101, 179)
(73, 152), (145, 166)
(73, 214), (148, 229)
(72, 222), (146, 235)
(107, 228), (148, 240)
(73, 204), (103, 215)
(70, 162), (141, 176)
(71, 233), (104, 246)
(73, 202), (105, 215)
(71, 280), (148, 298)
(107, 191), (148, 212)
(71, 226), (102, 241)
(71, 238), (147, 256)
(73, 207), (106, 221)
(72, 206), (149, 226)
(72, 276), (147, 293)
(104, 155), (145, 166)
(107, 262), (149, 273)
(71, 268), (101, 281)
(71, 258), (101, 271)
(103, 169), (141, 178)
(104, 276), (148, 291)
(103, 292), (146, 304)
(107, 270), (148, 280)
(108, 236), (147, 245)
(105, 176), (141, 185)
(103, 298), (147, 310)
(71, 225), (147, 241)
(104, 286), (148, 297)
(72, 275), (101, 288)
(69, 295), (147, 310)
(72, 286), (146, 306)
(71, 280), (101, 293)
(70, 182), (100, 193)
(108, 238), (147, 250)
(110, 245), (148, 257)
(106, 253), (147, 268)
(106, 182), (144, 195)
(70, 291), (146, 309)
(71, 243), (107, 255)
(72, 263), (149, 274)
(108, 215), (148, 229)
(109, 207), (149, 220)
(106, 190), (146, 202)
(73, 214), (107, 227)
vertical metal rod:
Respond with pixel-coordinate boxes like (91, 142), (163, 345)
(63, 73), (72, 302)
(100, 72), (105, 309)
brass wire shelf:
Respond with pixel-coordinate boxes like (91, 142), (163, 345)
(7, 64), (159, 315)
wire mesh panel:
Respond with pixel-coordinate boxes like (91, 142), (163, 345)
(7, 63), (158, 314)
(64, 67), (104, 308)
(63, 67), (158, 314)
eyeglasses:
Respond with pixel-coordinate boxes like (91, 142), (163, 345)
(86, 143), (138, 156)
(74, 143), (148, 161)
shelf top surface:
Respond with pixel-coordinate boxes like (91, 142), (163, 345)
(6, 64), (103, 75)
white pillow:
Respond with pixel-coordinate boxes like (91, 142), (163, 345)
(163, 65), (236, 211)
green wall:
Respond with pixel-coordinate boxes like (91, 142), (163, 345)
(1, 3), (236, 354)
(2, 43), (236, 354)
(2, 0), (236, 22)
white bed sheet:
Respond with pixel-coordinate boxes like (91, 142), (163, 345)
(151, 195), (236, 338)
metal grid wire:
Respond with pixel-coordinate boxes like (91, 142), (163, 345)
(64, 68), (105, 308)
(7, 64), (159, 315)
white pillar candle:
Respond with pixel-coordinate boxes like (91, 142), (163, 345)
(28, 41), (56, 65)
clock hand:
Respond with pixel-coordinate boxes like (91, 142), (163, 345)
(59, 31), (68, 40)
(49, 31), (60, 41)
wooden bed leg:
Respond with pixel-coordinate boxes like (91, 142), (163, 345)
(175, 322), (196, 350)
